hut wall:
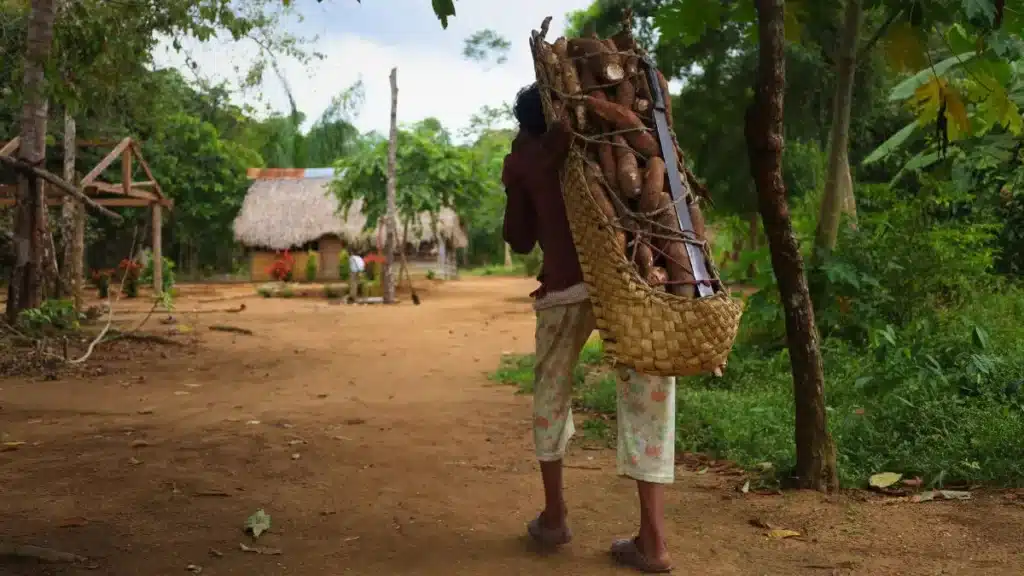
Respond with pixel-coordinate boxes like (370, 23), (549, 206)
(248, 242), (344, 282)
(318, 235), (343, 280)
(250, 251), (276, 282)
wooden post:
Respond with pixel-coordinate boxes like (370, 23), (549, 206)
(151, 203), (162, 294)
(382, 67), (399, 304)
(122, 145), (131, 195)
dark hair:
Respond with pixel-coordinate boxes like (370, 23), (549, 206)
(513, 83), (547, 136)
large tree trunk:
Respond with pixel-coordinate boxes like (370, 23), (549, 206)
(7, 0), (58, 322)
(747, 0), (838, 492)
(382, 67), (398, 304)
(813, 0), (862, 259)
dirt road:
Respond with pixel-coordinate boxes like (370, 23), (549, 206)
(1, 277), (1022, 575)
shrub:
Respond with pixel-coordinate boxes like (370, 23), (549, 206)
(268, 250), (295, 281)
(141, 255), (176, 292)
(18, 299), (83, 335)
(91, 269), (113, 298)
(426, 269), (436, 280)
(324, 284), (342, 299)
(118, 259), (143, 298)
(279, 285), (294, 298)
(305, 251), (319, 282)
(339, 249), (350, 281)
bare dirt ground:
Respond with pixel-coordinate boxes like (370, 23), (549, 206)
(1, 276), (1022, 575)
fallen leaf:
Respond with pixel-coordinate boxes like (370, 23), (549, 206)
(244, 509), (271, 539)
(696, 467), (709, 475)
(60, 517), (89, 528)
(131, 440), (150, 448)
(740, 480), (750, 494)
(749, 518), (774, 530)
(174, 391), (190, 396)
(129, 457), (143, 466)
(186, 564), (202, 574)
(291, 453), (301, 460)
(239, 542), (282, 555)
(2, 441), (26, 451)
(868, 472), (902, 489)
(767, 529), (801, 539)
(137, 408), (155, 415)
(208, 548), (224, 558)
(246, 420), (261, 425)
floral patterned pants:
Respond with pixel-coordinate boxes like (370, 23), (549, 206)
(533, 301), (677, 484)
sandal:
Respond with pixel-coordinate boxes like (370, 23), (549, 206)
(610, 538), (673, 573)
(526, 514), (572, 548)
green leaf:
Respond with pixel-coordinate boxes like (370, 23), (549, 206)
(862, 121), (918, 164)
(945, 23), (975, 54)
(869, 472), (902, 489)
(654, 0), (726, 46)
(432, 0), (456, 28)
(889, 52), (979, 101)
(245, 509), (272, 539)
(962, 0), (997, 26)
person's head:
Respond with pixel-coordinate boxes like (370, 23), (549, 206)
(513, 83), (547, 137)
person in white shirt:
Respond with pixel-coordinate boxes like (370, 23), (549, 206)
(348, 252), (365, 303)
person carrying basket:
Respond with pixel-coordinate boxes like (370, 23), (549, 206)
(502, 83), (676, 573)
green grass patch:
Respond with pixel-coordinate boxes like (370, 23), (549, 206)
(465, 263), (527, 277)
(490, 292), (1024, 487)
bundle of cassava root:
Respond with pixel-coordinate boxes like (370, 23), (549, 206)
(531, 15), (719, 299)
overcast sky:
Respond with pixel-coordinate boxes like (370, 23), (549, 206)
(152, 0), (600, 138)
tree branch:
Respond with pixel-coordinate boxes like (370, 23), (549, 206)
(0, 155), (123, 221)
(856, 7), (903, 64)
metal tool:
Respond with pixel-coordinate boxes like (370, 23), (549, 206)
(642, 57), (714, 298)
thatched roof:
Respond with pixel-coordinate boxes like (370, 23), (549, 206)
(232, 174), (468, 251)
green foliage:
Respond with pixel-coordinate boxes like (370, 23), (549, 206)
(304, 251), (319, 282)
(141, 256), (176, 293)
(522, 247), (543, 277)
(332, 119), (487, 235)
(17, 300), (83, 335)
(338, 249), (351, 280)
(463, 29), (510, 66)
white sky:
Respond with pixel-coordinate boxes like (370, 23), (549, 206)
(152, 0), (597, 138)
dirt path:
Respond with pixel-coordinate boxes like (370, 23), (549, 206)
(1, 277), (1022, 575)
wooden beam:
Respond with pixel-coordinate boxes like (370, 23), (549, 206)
(79, 137), (131, 186)
(0, 137), (19, 156)
(89, 181), (159, 200)
(0, 197), (152, 207)
(122, 146), (131, 195)
(130, 141), (165, 199)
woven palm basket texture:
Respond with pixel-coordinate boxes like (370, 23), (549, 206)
(529, 26), (744, 377)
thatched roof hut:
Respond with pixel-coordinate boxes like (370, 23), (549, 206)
(232, 168), (468, 251)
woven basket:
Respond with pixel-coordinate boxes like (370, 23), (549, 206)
(531, 37), (744, 377)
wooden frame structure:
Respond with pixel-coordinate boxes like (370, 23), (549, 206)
(0, 136), (173, 293)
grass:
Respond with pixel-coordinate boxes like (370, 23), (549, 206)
(490, 291), (1024, 488)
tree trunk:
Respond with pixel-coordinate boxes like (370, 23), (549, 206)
(60, 111), (85, 310)
(747, 0), (838, 492)
(746, 211), (759, 279)
(6, 0), (58, 322)
(504, 243), (513, 267)
(382, 67), (399, 304)
(813, 0), (862, 259)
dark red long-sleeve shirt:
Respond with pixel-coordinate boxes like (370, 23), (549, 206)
(501, 123), (583, 297)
